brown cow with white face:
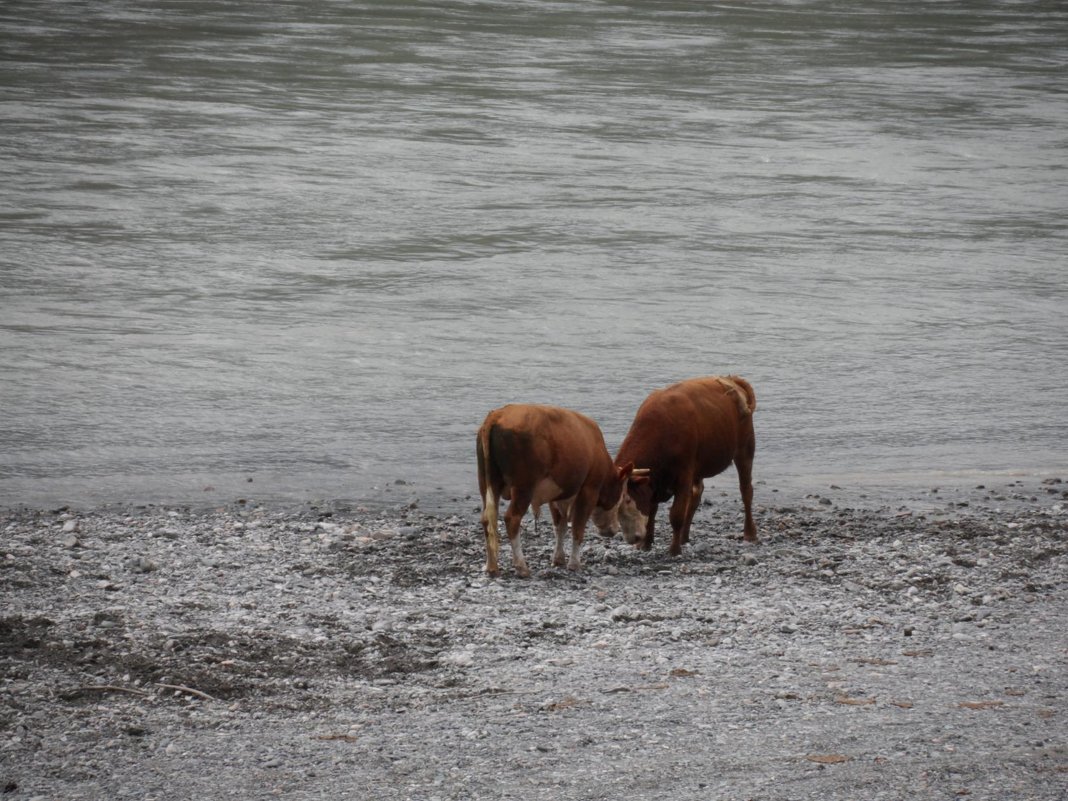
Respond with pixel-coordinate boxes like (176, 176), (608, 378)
(603, 376), (757, 555)
(476, 404), (634, 577)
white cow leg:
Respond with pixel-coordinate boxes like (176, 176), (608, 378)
(504, 499), (531, 578)
(550, 502), (569, 567)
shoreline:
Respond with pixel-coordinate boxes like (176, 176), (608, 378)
(2, 464), (1065, 519)
(2, 477), (1064, 532)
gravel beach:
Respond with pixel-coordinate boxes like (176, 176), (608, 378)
(2, 479), (1066, 800)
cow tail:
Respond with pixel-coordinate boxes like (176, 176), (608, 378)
(476, 424), (501, 567)
(725, 375), (757, 416)
(476, 427), (499, 534)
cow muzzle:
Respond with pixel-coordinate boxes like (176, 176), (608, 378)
(618, 497), (647, 546)
(590, 505), (619, 538)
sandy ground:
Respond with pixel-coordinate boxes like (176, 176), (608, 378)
(1, 478), (1066, 800)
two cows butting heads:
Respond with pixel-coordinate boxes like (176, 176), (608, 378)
(476, 375), (758, 578)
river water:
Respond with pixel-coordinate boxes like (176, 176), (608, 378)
(2, 1), (1066, 511)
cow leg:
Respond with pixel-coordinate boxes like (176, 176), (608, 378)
(668, 489), (695, 557)
(566, 491), (595, 571)
(504, 491), (532, 578)
(684, 481), (704, 544)
(550, 500), (570, 568)
(735, 449), (758, 543)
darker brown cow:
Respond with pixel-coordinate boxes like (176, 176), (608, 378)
(610, 376), (757, 555)
(476, 404), (633, 577)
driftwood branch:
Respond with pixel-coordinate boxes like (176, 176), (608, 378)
(61, 683), (218, 703)
(69, 684), (150, 698)
(157, 683), (217, 702)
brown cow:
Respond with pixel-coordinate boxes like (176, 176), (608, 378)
(476, 404), (634, 577)
(607, 376), (757, 555)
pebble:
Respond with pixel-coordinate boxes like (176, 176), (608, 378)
(442, 650), (474, 667)
(127, 556), (158, 573)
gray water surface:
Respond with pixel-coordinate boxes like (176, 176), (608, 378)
(2, 2), (1066, 510)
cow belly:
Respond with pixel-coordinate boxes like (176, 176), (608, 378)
(698, 452), (736, 480)
(531, 477), (566, 510)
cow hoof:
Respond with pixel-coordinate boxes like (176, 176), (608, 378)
(514, 566), (531, 579)
(668, 544), (682, 557)
(551, 555), (566, 569)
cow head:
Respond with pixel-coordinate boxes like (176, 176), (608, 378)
(593, 465), (651, 542)
(617, 470), (653, 545)
(592, 463), (637, 536)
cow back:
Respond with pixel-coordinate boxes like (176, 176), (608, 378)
(479, 404), (614, 502)
(617, 376), (756, 487)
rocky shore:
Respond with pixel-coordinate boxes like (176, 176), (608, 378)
(2, 478), (1066, 800)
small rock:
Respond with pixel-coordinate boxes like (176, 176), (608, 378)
(128, 556), (158, 573)
(584, 544), (607, 563)
(442, 650), (474, 667)
(62, 535), (80, 549)
(741, 554), (759, 567)
(62, 519), (80, 533)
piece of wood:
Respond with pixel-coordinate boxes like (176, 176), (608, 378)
(157, 683), (217, 702)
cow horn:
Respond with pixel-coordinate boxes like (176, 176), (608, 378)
(630, 468), (651, 476)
